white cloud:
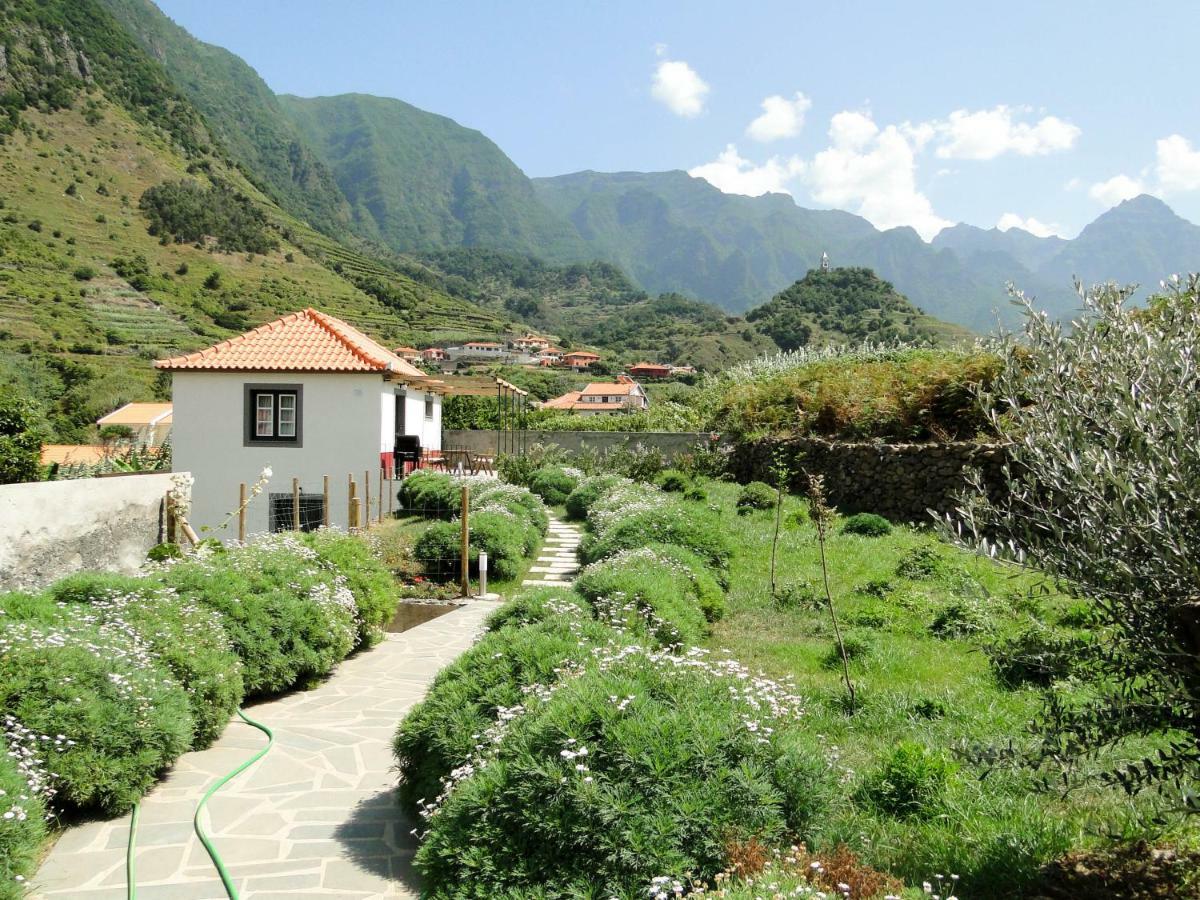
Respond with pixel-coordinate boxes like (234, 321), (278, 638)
(746, 91), (812, 142)
(651, 57), (709, 118)
(689, 144), (805, 196)
(1155, 134), (1200, 193)
(1088, 174), (1146, 206)
(933, 105), (1080, 160)
(806, 111), (951, 240)
(996, 213), (1063, 238)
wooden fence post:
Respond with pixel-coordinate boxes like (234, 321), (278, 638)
(387, 471), (394, 519)
(238, 482), (247, 543)
(165, 492), (177, 544)
(378, 468), (384, 524)
(292, 477), (301, 531)
(460, 484), (470, 597)
(363, 469), (371, 528)
(348, 477), (358, 530)
(322, 475), (330, 528)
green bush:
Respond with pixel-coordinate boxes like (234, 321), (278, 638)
(398, 470), (459, 517)
(0, 606), (194, 816)
(822, 632), (873, 669)
(986, 624), (1089, 687)
(45, 573), (243, 748)
(929, 598), (991, 639)
(841, 512), (893, 537)
(412, 646), (830, 897)
(895, 546), (945, 579)
(564, 474), (625, 521)
(580, 503), (731, 574)
(528, 466), (578, 505)
(736, 480), (777, 514)
(574, 546), (722, 646)
(483, 587), (590, 632)
(300, 530), (397, 648)
(682, 483), (708, 503)
(152, 534), (357, 697)
(472, 480), (549, 537)
(856, 741), (957, 818)
(656, 469), (690, 492)
(393, 615), (619, 814)
(0, 736), (47, 899)
(0, 391), (43, 486)
(414, 510), (529, 582)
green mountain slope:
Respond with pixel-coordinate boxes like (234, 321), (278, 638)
(96, 0), (353, 238)
(0, 0), (519, 440)
(414, 249), (779, 369)
(746, 267), (974, 350)
(277, 93), (587, 260)
(1037, 194), (1200, 296)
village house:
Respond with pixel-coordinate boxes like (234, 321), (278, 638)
(541, 376), (648, 416)
(392, 346), (423, 363)
(96, 402), (174, 447)
(561, 350), (601, 370)
(627, 362), (672, 379)
(157, 309), (444, 537)
(447, 340), (508, 361)
(421, 346), (447, 361)
(512, 334), (551, 352)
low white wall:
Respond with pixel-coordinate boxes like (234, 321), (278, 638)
(0, 472), (180, 592)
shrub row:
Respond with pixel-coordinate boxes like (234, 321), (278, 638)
(391, 478), (827, 898)
(0, 531), (397, 841)
(392, 584), (828, 898)
(412, 475), (549, 582)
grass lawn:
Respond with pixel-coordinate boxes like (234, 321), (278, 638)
(694, 478), (1191, 896)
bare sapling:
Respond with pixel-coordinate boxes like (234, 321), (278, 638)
(809, 473), (856, 713)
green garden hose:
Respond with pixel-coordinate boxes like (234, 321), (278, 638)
(125, 708), (274, 900)
(193, 709), (275, 899)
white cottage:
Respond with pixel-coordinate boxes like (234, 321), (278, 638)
(156, 308), (443, 537)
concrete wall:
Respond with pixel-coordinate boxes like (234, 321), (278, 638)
(729, 436), (1009, 522)
(443, 429), (717, 459)
(0, 472), (180, 592)
(172, 371), (385, 536)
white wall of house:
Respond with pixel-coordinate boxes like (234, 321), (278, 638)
(172, 371), (385, 537)
(397, 387), (441, 451)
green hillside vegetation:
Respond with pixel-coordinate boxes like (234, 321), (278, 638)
(417, 248), (778, 368)
(0, 4), (524, 441)
(278, 93), (587, 260)
(96, 0), (354, 238)
(747, 267), (974, 350)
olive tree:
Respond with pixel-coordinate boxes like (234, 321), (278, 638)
(0, 390), (44, 484)
(947, 275), (1200, 806)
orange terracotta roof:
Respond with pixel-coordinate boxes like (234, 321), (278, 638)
(563, 351), (600, 359)
(155, 309), (425, 376)
(580, 382), (638, 396)
(97, 402), (173, 426)
(41, 445), (109, 465)
(541, 391), (582, 410)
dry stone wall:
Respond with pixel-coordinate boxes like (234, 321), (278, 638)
(731, 437), (1009, 523)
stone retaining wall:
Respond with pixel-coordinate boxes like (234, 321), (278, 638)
(730, 437), (1008, 522)
(0, 471), (182, 592)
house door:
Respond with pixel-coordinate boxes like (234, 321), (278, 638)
(395, 393), (406, 446)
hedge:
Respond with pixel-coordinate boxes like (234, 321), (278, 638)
(564, 474), (626, 521)
(574, 545), (723, 646)
(579, 502), (731, 574)
(0, 527), (397, 846)
(528, 466), (579, 505)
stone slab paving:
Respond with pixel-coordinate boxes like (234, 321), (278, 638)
(521, 516), (581, 587)
(31, 601), (499, 900)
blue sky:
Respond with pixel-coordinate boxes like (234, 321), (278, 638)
(156, 0), (1200, 240)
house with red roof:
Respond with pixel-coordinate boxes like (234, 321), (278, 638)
(561, 350), (600, 370)
(541, 376), (648, 416)
(157, 309), (444, 536)
(627, 362), (672, 379)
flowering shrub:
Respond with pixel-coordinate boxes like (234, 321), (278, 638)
(299, 530), (398, 649)
(412, 644), (831, 897)
(585, 481), (666, 536)
(397, 470), (459, 517)
(482, 587), (590, 632)
(0, 737), (46, 899)
(574, 546), (724, 646)
(151, 533), (357, 697)
(393, 611), (624, 815)
(0, 606), (193, 815)
(45, 573), (243, 748)
(471, 479), (549, 535)
(580, 502), (731, 574)
(528, 465), (579, 505)
(564, 474), (626, 520)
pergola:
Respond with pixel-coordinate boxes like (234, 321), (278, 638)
(388, 371), (530, 457)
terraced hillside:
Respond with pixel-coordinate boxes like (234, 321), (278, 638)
(0, 100), (517, 436)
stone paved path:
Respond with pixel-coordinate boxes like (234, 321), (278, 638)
(521, 515), (580, 588)
(32, 601), (499, 900)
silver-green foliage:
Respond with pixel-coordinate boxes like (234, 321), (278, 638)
(948, 275), (1200, 801)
